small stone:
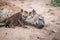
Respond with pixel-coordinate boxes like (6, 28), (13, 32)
(52, 29), (57, 33)
(37, 37), (40, 39)
(51, 13), (55, 15)
(56, 23), (60, 25)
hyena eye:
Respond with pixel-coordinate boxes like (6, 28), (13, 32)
(39, 18), (42, 20)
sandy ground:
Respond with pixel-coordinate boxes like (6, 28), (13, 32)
(0, 0), (60, 40)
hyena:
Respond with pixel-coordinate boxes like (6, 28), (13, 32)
(4, 12), (26, 28)
(24, 9), (45, 29)
(0, 2), (44, 28)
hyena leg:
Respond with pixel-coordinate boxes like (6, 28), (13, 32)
(18, 20), (27, 28)
(5, 23), (9, 28)
(5, 20), (10, 28)
(8, 21), (15, 28)
(9, 23), (14, 28)
(18, 19), (24, 26)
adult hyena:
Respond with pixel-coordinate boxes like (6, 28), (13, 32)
(24, 9), (45, 29)
(4, 9), (45, 29)
(4, 12), (26, 28)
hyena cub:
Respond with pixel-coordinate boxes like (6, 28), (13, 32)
(25, 9), (45, 29)
(4, 12), (26, 28)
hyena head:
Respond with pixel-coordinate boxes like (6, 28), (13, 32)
(25, 9), (45, 29)
(20, 9), (29, 21)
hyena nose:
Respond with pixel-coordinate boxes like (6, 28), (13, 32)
(36, 22), (44, 29)
(39, 24), (44, 29)
(37, 24), (44, 29)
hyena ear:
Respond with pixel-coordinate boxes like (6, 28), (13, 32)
(31, 9), (36, 15)
(29, 9), (36, 17)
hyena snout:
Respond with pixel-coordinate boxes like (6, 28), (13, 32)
(36, 18), (45, 29)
